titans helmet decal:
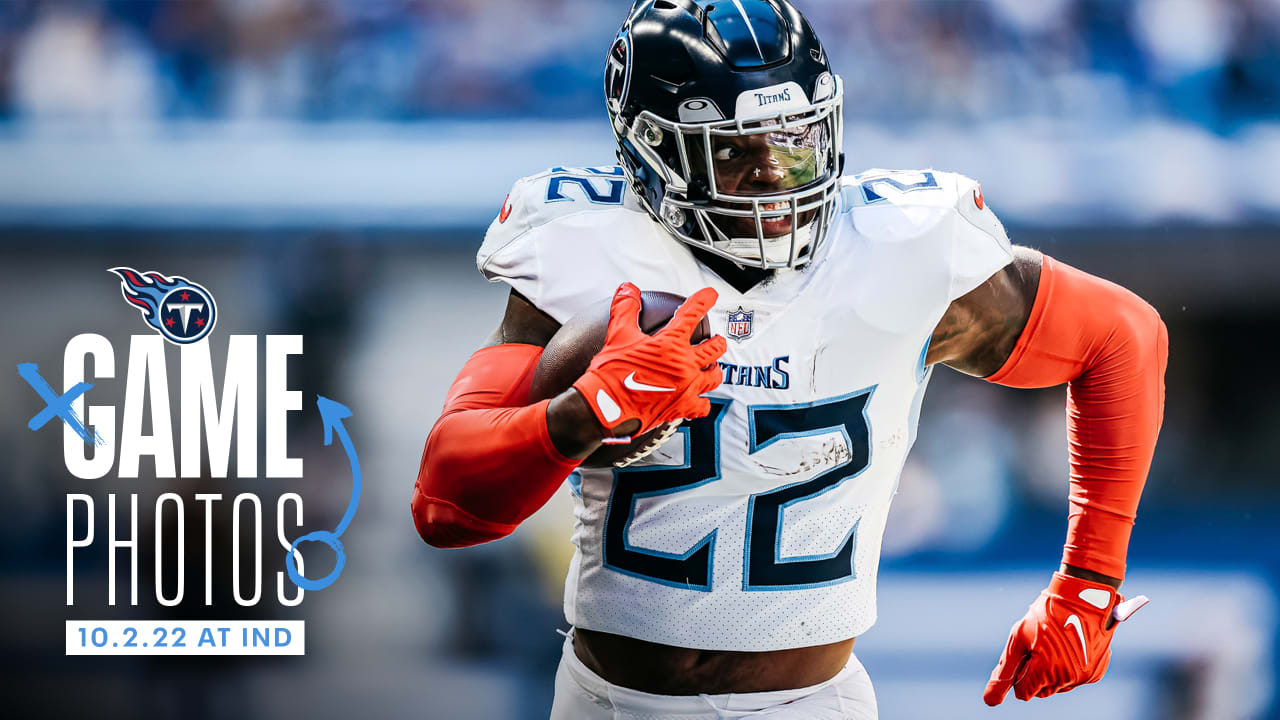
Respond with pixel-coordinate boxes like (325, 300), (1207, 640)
(110, 267), (217, 345)
(604, 33), (632, 123)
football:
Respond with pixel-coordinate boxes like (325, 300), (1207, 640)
(528, 290), (712, 468)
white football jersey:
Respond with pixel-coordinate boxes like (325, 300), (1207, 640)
(478, 166), (1012, 651)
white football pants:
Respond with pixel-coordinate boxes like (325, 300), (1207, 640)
(550, 632), (878, 719)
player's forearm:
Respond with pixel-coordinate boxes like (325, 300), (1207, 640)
(412, 344), (587, 548)
(547, 390), (610, 458)
(413, 401), (582, 547)
(1060, 293), (1166, 578)
(987, 255), (1168, 579)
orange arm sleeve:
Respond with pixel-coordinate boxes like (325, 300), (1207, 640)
(986, 255), (1168, 580)
(412, 344), (581, 548)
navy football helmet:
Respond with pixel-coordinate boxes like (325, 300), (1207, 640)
(605, 0), (843, 269)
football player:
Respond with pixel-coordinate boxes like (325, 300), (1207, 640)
(411, 1), (1167, 717)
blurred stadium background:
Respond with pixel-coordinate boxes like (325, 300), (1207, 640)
(0, 0), (1277, 718)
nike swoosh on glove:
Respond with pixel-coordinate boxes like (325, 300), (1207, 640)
(572, 283), (727, 438)
(984, 571), (1149, 705)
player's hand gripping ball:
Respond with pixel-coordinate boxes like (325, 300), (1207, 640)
(528, 283), (726, 468)
(984, 572), (1150, 705)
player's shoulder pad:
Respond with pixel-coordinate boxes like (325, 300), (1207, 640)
(475, 165), (682, 323)
(477, 165), (642, 281)
(836, 169), (1015, 315)
(841, 168), (1011, 256)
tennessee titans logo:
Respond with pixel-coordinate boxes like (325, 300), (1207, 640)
(110, 268), (217, 345)
(604, 32), (631, 121)
(727, 306), (754, 342)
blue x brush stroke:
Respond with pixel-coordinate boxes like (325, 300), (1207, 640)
(18, 363), (101, 445)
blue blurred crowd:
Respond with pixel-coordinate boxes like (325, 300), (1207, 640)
(0, 0), (1277, 132)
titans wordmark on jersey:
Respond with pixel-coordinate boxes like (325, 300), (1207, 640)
(478, 166), (1012, 651)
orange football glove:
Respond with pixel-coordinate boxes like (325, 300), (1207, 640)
(572, 283), (726, 438)
(984, 572), (1149, 705)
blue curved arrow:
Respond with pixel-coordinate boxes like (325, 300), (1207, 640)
(285, 395), (361, 592)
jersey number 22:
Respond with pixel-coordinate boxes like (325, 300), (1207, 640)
(602, 390), (874, 592)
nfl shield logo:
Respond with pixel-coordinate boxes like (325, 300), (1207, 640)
(727, 306), (754, 342)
